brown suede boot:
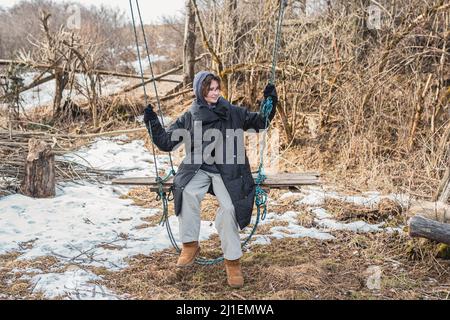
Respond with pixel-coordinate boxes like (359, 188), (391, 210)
(176, 241), (200, 267)
(224, 259), (244, 288)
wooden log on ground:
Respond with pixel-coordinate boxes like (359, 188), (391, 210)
(20, 138), (55, 198)
(112, 172), (321, 192)
(407, 200), (450, 223)
(408, 215), (450, 245)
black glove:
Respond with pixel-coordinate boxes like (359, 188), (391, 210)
(143, 104), (157, 127)
(263, 83), (278, 106)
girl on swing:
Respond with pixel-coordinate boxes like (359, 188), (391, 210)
(143, 71), (277, 288)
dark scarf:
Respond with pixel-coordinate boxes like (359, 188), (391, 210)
(190, 96), (229, 125)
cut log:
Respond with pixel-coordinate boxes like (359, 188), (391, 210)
(407, 200), (450, 223)
(20, 138), (55, 198)
(408, 215), (450, 245)
(111, 172), (321, 192)
(436, 167), (450, 203)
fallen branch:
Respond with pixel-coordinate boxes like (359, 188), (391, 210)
(114, 53), (208, 95)
(159, 88), (193, 102)
(409, 215), (450, 245)
(0, 58), (169, 81)
(0, 128), (146, 139)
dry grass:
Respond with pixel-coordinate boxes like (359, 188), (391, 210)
(323, 198), (405, 225)
(122, 185), (230, 224)
(95, 232), (450, 300)
(1, 184), (448, 300)
(0, 253), (60, 300)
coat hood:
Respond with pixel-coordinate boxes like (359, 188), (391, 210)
(193, 71), (214, 107)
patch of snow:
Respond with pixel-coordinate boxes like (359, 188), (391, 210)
(19, 72), (55, 110)
(279, 191), (303, 201)
(136, 114), (173, 127)
(270, 224), (335, 241)
(130, 54), (167, 74)
(98, 76), (128, 96)
(250, 235), (272, 245)
(58, 137), (176, 177)
(314, 218), (385, 233)
(296, 187), (330, 206)
(254, 211), (299, 225)
(17, 72), (129, 110)
(310, 207), (332, 219)
(30, 268), (120, 300)
(0, 183), (216, 270)
(248, 210), (335, 242)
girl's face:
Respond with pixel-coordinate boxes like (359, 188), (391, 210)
(204, 80), (220, 105)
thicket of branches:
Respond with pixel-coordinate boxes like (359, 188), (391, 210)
(190, 0), (449, 197)
(0, 0), (185, 67)
(0, 0), (448, 198)
(0, 0), (185, 128)
(0, 0), (131, 64)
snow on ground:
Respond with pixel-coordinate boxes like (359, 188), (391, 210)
(121, 46), (168, 74)
(19, 72), (55, 110)
(247, 211), (334, 242)
(17, 72), (129, 111)
(58, 135), (173, 177)
(0, 135), (407, 299)
(129, 54), (167, 74)
(245, 188), (406, 246)
(0, 136), (213, 299)
(4, 59), (178, 113)
(30, 268), (121, 300)
(294, 185), (410, 208)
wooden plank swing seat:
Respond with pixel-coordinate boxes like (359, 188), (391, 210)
(111, 172), (321, 192)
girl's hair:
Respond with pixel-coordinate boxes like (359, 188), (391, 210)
(201, 74), (221, 98)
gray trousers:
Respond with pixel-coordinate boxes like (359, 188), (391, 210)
(179, 169), (243, 260)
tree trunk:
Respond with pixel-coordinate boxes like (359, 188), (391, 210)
(89, 73), (99, 129)
(53, 70), (68, 118)
(225, 0), (237, 100)
(355, 0), (374, 63)
(183, 0), (196, 86)
(409, 215), (450, 245)
(21, 138), (55, 198)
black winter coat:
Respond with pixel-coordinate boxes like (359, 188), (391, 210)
(147, 91), (276, 230)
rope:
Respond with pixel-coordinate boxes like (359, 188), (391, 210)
(129, 0), (159, 179)
(134, 0), (176, 174)
(270, 0), (288, 85)
(253, 0), (288, 230)
(129, 0), (287, 266)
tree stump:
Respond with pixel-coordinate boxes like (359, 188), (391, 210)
(21, 138), (55, 198)
(409, 215), (450, 246)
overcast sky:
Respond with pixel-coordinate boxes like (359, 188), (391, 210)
(0, 0), (186, 24)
